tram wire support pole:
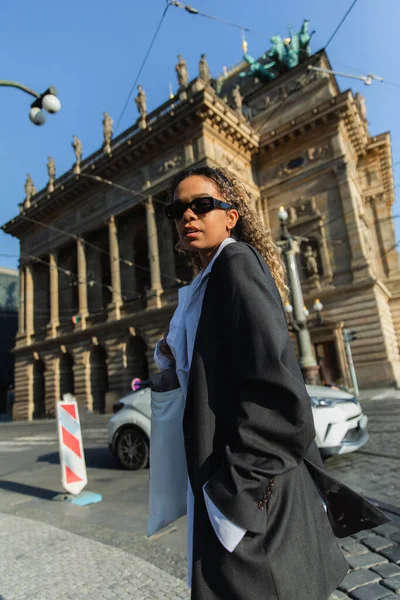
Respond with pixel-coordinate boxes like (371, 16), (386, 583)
(278, 207), (320, 385)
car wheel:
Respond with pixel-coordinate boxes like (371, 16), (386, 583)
(116, 427), (149, 470)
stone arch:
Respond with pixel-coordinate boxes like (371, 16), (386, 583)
(90, 344), (109, 413)
(59, 352), (75, 399)
(33, 358), (46, 419)
(124, 334), (149, 391)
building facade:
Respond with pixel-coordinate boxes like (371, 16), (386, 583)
(3, 49), (400, 420)
(0, 267), (18, 414)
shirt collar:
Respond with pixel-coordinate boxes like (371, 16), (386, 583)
(200, 237), (236, 282)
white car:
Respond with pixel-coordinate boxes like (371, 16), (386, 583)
(108, 384), (368, 469)
(308, 385), (368, 457)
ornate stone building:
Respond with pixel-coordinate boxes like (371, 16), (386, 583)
(0, 267), (18, 414)
(3, 48), (400, 420)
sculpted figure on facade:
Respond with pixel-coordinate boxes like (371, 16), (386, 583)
(287, 205), (297, 225)
(47, 156), (56, 193)
(135, 85), (147, 129)
(199, 54), (210, 85)
(135, 85), (147, 126)
(355, 92), (368, 122)
(72, 135), (83, 174)
(176, 54), (189, 88)
(102, 112), (113, 155)
(304, 244), (319, 277)
(24, 174), (36, 207)
(232, 84), (243, 114)
(158, 155), (182, 174)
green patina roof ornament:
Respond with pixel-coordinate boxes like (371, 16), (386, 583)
(240, 18), (315, 83)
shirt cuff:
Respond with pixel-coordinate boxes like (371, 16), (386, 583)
(202, 485), (246, 552)
(154, 340), (174, 371)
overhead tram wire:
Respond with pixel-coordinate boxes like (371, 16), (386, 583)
(17, 161), (400, 265)
(14, 250), (134, 302)
(169, 1), (269, 39)
(17, 213), (187, 286)
(8, 0), (380, 289)
(297, 160), (400, 241)
(221, 0), (362, 172)
(78, 173), (168, 207)
(78, 158), (400, 251)
(325, 0), (359, 50)
(114, 2), (171, 135)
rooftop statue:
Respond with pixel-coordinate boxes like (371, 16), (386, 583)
(240, 19), (315, 83)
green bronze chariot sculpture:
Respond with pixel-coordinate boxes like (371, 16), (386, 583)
(240, 18), (315, 83)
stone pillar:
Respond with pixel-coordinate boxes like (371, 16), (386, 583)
(48, 252), (59, 337)
(77, 238), (88, 328)
(108, 216), (122, 319)
(25, 263), (34, 344)
(18, 265), (25, 335)
(184, 141), (195, 165)
(145, 196), (163, 308)
(335, 163), (373, 282)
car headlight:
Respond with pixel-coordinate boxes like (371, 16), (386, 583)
(310, 397), (336, 408)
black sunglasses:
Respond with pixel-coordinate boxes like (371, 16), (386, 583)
(165, 196), (231, 220)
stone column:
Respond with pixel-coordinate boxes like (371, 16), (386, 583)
(18, 265), (25, 336)
(335, 163), (373, 282)
(108, 216), (122, 319)
(49, 252), (59, 337)
(145, 196), (163, 308)
(77, 238), (88, 328)
(25, 263), (34, 344)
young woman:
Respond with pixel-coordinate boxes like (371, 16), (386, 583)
(154, 166), (382, 600)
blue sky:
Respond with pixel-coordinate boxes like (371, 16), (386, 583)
(1, 0), (399, 270)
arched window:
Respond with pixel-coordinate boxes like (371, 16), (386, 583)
(90, 345), (109, 413)
(60, 352), (74, 398)
(124, 335), (149, 391)
(33, 358), (46, 419)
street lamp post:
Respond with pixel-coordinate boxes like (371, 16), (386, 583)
(0, 81), (61, 125)
(278, 206), (320, 384)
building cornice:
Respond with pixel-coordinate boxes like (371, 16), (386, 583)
(259, 89), (369, 157)
(2, 81), (259, 239)
(366, 133), (395, 207)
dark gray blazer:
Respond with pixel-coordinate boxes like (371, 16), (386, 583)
(183, 242), (389, 600)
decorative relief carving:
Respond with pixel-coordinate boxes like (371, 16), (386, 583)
(248, 69), (324, 116)
(261, 144), (332, 185)
(307, 145), (331, 162)
(215, 146), (247, 177)
(293, 197), (318, 219)
(158, 155), (182, 174)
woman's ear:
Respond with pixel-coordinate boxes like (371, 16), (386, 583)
(227, 209), (239, 230)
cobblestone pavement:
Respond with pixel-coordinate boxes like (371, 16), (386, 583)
(1, 393), (400, 599)
(324, 395), (400, 507)
(1, 513), (400, 600)
(329, 523), (400, 600)
(0, 513), (190, 600)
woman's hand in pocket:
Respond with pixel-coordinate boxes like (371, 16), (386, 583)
(159, 334), (174, 361)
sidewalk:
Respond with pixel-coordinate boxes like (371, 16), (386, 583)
(1, 512), (400, 599)
(0, 513), (189, 600)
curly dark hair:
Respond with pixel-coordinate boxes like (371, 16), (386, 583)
(168, 165), (288, 302)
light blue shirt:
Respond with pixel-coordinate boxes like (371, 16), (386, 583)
(154, 238), (246, 586)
